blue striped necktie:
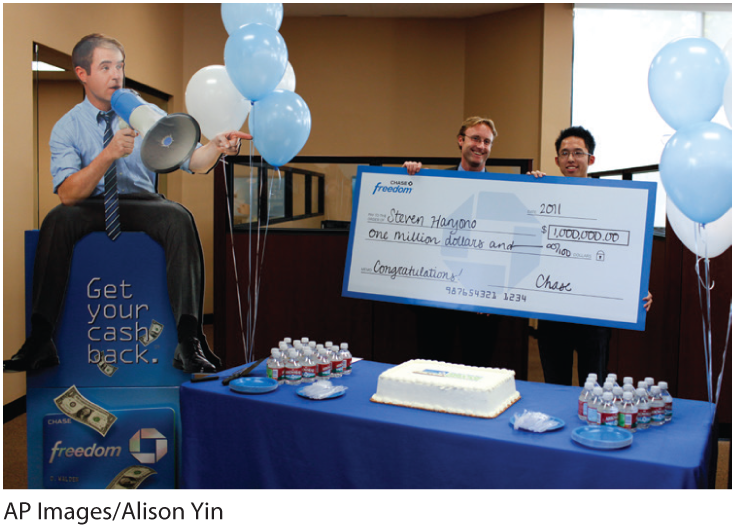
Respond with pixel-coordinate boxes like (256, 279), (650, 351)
(101, 111), (121, 241)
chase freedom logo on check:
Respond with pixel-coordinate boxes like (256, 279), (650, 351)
(372, 180), (414, 195)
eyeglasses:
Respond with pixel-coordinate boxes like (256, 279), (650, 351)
(461, 134), (493, 147)
(558, 149), (591, 160)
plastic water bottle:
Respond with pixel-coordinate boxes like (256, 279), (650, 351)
(606, 373), (620, 389)
(623, 376), (634, 390)
(300, 349), (318, 383)
(644, 377), (655, 395)
(315, 346), (331, 379)
(612, 386), (624, 407)
(649, 386), (666, 426)
(283, 337), (293, 349)
(658, 382), (673, 423)
(284, 349), (303, 386)
(634, 388), (651, 430)
(329, 345), (343, 378)
(339, 342), (353, 375)
(622, 383), (636, 400)
(266, 347), (285, 384)
(617, 391), (638, 432)
(598, 393), (619, 427)
(586, 373), (600, 389)
(587, 386), (604, 425)
(578, 381), (594, 421)
(602, 381), (614, 398)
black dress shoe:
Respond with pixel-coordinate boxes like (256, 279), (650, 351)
(4, 337), (60, 373)
(198, 332), (223, 369)
(172, 337), (217, 373)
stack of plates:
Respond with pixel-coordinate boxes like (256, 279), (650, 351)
(572, 425), (633, 450)
(229, 377), (279, 394)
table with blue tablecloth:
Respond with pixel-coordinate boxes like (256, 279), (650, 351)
(180, 360), (715, 488)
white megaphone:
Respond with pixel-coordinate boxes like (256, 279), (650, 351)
(111, 88), (200, 173)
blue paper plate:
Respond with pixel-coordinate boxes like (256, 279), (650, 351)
(572, 425), (633, 450)
(296, 387), (347, 400)
(229, 377), (279, 394)
(509, 414), (565, 432)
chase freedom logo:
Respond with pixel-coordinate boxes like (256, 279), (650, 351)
(372, 180), (413, 195)
(48, 427), (167, 464)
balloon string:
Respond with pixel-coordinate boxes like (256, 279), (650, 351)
(249, 167), (278, 359)
(221, 155), (248, 362)
(693, 225), (713, 408)
(714, 301), (732, 413)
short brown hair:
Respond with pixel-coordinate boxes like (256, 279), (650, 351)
(458, 116), (498, 142)
(72, 33), (125, 75)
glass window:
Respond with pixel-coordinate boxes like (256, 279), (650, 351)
(573, 5), (731, 231)
(572, 6), (732, 172)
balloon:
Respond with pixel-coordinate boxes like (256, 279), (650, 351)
(724, 39), (732, 127)
(276, 61), (296, 92)
(648, 37), (729, 130)
(221, 2), (283, 34)
(185, 65), (250, 140)
(224, 23), (288, 102)
(667, 197), (732, 258)
(659, 121), (732, 224)
(725, 74), (733, 127)
(250, 90), (311, 167)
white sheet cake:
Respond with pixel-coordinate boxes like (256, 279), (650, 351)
(371, 359), (520, 418)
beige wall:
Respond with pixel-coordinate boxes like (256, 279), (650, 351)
(3, 4), (572, 404)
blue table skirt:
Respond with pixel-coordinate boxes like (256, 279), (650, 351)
(180, 360), (715, 489)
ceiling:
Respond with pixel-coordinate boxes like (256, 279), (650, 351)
(283, 3), (528, 19)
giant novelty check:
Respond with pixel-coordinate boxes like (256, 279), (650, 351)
(342, 166), (657, 330)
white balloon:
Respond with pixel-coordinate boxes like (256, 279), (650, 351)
(275, 61), (296, 92)
(666, 197), (732, 258)
(185, 65), (251, 140)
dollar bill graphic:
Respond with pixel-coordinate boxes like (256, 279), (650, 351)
(139, 320), (163, 346)
(106, 465), (157, 489)
(54, 385), (117, 437)
(96, 357), (118, 377)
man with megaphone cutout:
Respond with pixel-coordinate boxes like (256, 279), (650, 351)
(4, 33), (251, 374)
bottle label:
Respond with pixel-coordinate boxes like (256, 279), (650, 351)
(651, 405), (665, 423)
(285, 367), (302, 381)
(600, 411), (617, 426)
(267, 366), (284, 381)
(578, 400), (588, 418)
(302, 365), (317, 379)
(618, 411), (637, 429)
(637, 407), (650, 424)
(665, 402), (673, 418)
(587, 407), (599, 425)
(344, 357), (352, 372)
(331, 360), (344, 374)
(317, 362), (331, 377)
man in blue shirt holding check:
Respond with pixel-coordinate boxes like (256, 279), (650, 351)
(4, 34), (251, 374)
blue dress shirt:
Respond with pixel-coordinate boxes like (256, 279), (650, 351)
(49, 97), (193, 195)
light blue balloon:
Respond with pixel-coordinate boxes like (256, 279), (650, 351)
(659, 122), (732, 224)
(648, 37), (730, 130)
(221, 3), (284, 34)
(251, 90), (311, 167)
(224, 23), (288, 102)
